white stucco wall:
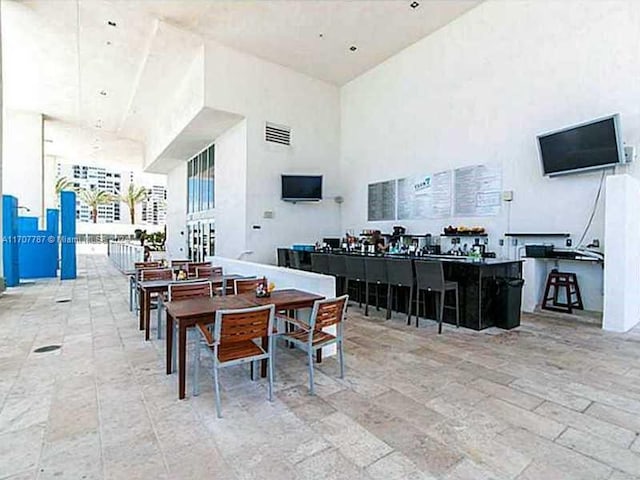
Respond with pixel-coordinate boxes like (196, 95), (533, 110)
(165, 162), (188, 259)
(2, 109), (43, 221)
(339, 0), (640, 255)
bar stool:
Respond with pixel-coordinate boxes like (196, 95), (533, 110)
(385, 258), (415, 325)
(414, 260), (459, 334)
(343, 255), (368, 316)
(541, 269), (583, 314)
(310, 253), (330, 275)
(288, 250), (302, 269)
(277, 248), (289, 267)
(327, 254), (347, 296)
(365, 257), (388, 313)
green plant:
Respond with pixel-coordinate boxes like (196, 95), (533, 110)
(121, 183), (148, 225)
(55, 176), (75, 196)
(79, 188), (116, 223)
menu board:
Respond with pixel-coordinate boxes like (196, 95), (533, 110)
(367, 180), (396, 221)
(453, 165), (502, 216)
(397, 170), (452, 220)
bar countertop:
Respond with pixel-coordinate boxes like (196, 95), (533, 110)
(318, 251), (523, 266)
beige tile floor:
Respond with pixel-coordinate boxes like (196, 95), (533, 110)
(1, 255), (640, 479)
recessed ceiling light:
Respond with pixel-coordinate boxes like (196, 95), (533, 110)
(349, 45), (357, 52)
(319, 33), (324, 38)
(106, 41), (112, 46)
(107, 21), (117, 27)
(410, 1), (420, 8)
(99, 90), (107, 96)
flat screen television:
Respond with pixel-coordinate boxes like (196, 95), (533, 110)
(537, 114), (624, 177)
(281, 175), (322, 201)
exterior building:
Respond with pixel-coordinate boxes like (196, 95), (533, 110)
(56, 162), (167, 226)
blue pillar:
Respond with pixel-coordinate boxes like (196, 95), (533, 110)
(2, 195), (19, 286)
(46, 208), (60, 275)
(60, 191), (76, 280)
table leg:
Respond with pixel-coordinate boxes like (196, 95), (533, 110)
(138, 288), (145, 331)
(144, 291), (151, 341)
(261, 336), (268, 378)
(166, 313), (174, 374)
(179, 324), (187, 399)
(316, 349), (322, 363)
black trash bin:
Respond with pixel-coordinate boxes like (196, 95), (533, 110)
(494, 278), (524, 329)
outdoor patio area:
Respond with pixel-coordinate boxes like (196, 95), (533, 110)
(1, 254), (640, 480)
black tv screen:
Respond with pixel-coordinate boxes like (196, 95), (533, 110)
(537, 115), (624, 176)
(281, 175), (322, 201)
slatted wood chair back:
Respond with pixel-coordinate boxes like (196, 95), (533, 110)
(140, 268), (173, 282)
(187, 262), (211, 276)
(215, 305), (275, 345)
(310, 295), (349, 330)
(196, 266), (223, 278)
(170, 259), (190, 269)
(168, 281), (212, 302)
(233, 278), (263, 295)
(135, 264), (163, 281)
(135, 261), (161, 269)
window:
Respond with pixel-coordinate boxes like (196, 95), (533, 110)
(187, 144), (215, 214)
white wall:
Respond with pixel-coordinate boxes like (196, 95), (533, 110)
(340, 0), (640, 254)
(214, 119), (248, 259)
(204, 41), (342, 264)
(2, 109), (43, 221)
(603, 175), (640, 332)
(165, 162), (188, 259)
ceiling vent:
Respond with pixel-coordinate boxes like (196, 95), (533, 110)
(265, 122), (291, 146)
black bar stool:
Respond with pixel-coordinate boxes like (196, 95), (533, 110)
(414, 260), (459, 334)
(310, 253), (330, 274)
(365, 257), (388, 313)
(344, 255), (368, 316)
(277, 248), (289, 267)
(385, 258), (415, 325)
(328, 254), (347, 296)
(542, 269), (583, 314)
(288, 250), (302, 269)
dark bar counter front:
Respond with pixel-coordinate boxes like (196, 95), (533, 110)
(277, 249), (523, 331)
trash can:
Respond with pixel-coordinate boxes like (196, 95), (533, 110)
(495, 278), (525, 329)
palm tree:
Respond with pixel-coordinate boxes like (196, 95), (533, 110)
(55, 176), (75, 196)
(120, 183), (148, 224)
(79, 188), (116, 223)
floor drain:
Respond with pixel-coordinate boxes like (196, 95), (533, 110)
(55, 298), (71, 303)
(34, 345), (61, 353)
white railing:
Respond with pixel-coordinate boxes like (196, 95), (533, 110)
(108, 241), (145, 272)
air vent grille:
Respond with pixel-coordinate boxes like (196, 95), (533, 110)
(265, 122), (291, 146)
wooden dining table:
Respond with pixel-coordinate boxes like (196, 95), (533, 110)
(165, 288), (325, 400)
(137, 274), (242, 341)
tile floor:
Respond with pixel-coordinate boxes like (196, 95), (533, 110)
(1, 254), (640, 479)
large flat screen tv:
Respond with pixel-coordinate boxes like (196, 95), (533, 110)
(281, 175), (322, 201)
(537, 114), (624, 177)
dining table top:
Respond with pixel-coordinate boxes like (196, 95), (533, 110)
(165, 288), (325, 320)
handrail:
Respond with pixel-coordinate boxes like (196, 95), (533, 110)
(108, 240), (145, 272)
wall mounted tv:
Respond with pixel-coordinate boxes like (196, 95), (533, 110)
(537, 114), (625, 177)
(281, 175), (322, 202)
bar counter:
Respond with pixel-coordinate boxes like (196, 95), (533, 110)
(278, 248), (523, 330)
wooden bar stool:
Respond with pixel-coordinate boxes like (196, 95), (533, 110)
(541, 269), (584, 314)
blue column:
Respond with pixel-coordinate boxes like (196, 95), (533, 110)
(60, 191), (76, 280)
(2, 195), (19, 286)
(46, 208), (60, 275)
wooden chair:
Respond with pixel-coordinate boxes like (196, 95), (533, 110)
(187, 262), (211, 278)
(414, 260), (459, 334)
(195, 304), (276, 418)
(164, 281), (214, 377)
(280, 295), (348, 395)
(170, 259), (190, 269)
(233, 278), (263, 295)
(196, 266), (223, 278)
(136, 268), (173, 314)
(129, 262), (161, 312)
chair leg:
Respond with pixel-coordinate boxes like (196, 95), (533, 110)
(339, 340), (345, 379)
(308, 346), (315, 395)
(213, 363), (222, 418)
(268, 339), (274, 402)
(386, 284), (392, 320)
(172, 324), (177, 373)
(438, 291), (445, 334)
(407, 285), (413, 326)
(157, 302), (163, 340)
(193, 339), (200, 397)
(454, 286), (460, 328)
(129, 279), (134, 311)
(375, 284), (380, 311)
(364, 283), (369, 316)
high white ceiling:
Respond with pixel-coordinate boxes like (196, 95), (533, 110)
(2, 0), (480, 167)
